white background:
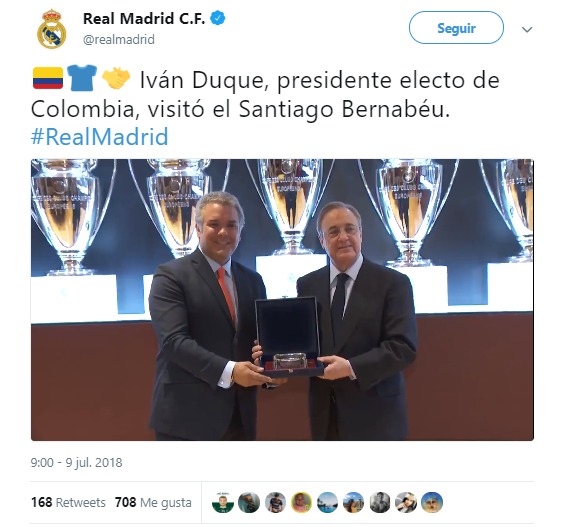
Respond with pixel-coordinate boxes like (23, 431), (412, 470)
(3, 1), (555, 525)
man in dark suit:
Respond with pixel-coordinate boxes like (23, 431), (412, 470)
(148, 191), (275, 440)
(254, 201), (417, 440)
(301, 201), (417, 440)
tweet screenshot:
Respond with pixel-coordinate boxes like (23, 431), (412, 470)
(5, 0), (553, 525)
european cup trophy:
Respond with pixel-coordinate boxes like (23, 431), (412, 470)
(31, 159), (116, 275)
(128, 159), (230, 258)
(246, 159), (333, 254)
(359, 159), (458, 267)
(479, 159), (533, 262)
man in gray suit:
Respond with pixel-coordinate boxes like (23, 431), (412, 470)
(254, 201), (417, 440)
(148, 191), (275, 440)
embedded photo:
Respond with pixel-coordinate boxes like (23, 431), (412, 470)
(31, 158), (533, 441)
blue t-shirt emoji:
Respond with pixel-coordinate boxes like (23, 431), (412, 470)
(67, 65), (97, 91)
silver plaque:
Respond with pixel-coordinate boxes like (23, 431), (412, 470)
(273, 353), (307, 370)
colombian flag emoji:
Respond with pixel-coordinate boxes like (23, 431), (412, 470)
(33, 67), (63, 89)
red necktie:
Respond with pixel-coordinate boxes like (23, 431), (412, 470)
(217, 267), (236, 323)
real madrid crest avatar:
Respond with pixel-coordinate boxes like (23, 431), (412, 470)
(37, 9), (66, 49)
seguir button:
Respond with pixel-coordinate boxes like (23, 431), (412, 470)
(409, 11), (504, 44)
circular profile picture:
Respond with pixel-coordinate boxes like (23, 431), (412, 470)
(395, 492), (417, 513)
(421, 492), (443, 513)
(317, 491), (338, 513)
(370, 491), (391, 513)
(343, 491), (364, 513)
(291, 492), (312, 513)
(212, 493), (234, 513)
(266, 492), (286, 513)
(238, 492), (260, 513)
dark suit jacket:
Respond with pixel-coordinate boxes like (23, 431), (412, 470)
(148, 249), (266, 440)
(296, 257), (417, 440)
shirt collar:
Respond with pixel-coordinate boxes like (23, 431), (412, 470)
(201, 252), (233, 277)
(329, 253), (363, 285)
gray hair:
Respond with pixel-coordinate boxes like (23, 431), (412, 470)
(316, 201), (362, 236)
(195, 191), (245, 230)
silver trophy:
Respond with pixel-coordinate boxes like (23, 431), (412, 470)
(128, 159), (230, 258)
(246, 159), (332, 254)
(479, 159), (533, 262)
(359, 158), (458, 267)
(31, 159), (116, 275)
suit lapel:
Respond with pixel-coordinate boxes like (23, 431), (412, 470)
(312, 267), (335, 356)
(334, 262), (370, 353)
(231, 262), (251, 329)
(191, 249), (235, 329)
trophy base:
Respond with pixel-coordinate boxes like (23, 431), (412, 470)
(507, 249), (533, 264)
(171, 248), (197, 259)
(487, 262), (533, 311)
(274, 238), (313, 255)
(272, 247), (313, 256)
(47, 259), (94, 276)
(394, 266), (449, 313)
(256, 254), (327, 298)
(47, 268), (95, 276)
(31, 275), (118, 323)
(387, 258), (433, 268)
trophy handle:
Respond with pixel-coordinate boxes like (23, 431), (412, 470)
(191, 159), (230, 192)
(128, 159), (161, 231)
(90, 159), (117, 241)
(30, 161), (45, 237)
(478, 160), (512, 230)
(431, 159), (460, 233)
(221, 159), (231, 191)
(311, 159), (335, 217)
(30, 211), (52, 243)
(245, 159), (272, 219)
(357, 159), (385, 221)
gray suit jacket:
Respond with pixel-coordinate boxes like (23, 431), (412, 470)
(148, 249), (266, 440)
(297, 257), (417, 440)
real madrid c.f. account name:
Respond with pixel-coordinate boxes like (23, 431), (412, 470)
(83, 12), (196, 25)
